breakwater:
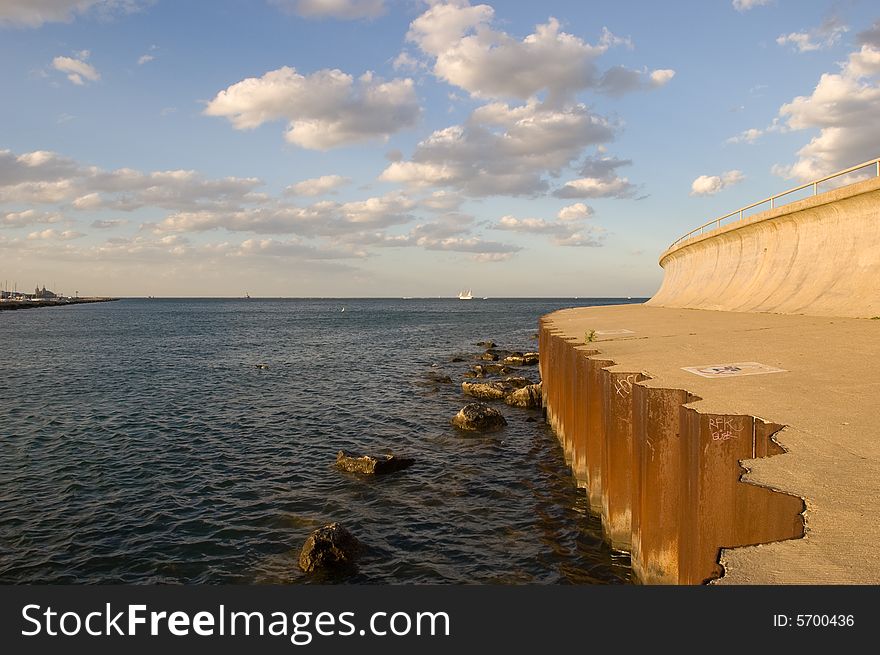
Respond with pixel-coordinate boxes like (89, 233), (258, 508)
(539, 320), (805, 584)
(0, 297), (117, 311)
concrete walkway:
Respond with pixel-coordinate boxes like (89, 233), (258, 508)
(544, 303), (880, 584)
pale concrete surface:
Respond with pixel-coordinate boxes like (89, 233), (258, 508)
(544, 303), (880, 584)
(649, 176), (880, 318)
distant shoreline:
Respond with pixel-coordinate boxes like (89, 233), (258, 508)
(0, 297), (118, 311)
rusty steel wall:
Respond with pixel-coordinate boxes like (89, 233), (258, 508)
(539, 320), (805, 585)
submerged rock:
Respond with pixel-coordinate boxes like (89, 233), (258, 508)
(335, 450), (414, 475)
(468, 363), (513, 378)
(298, 523), (361, 572)
(451, 403), (507, 432)
(478, 351), (499, 361)
(255, 363), (269, 369)
(504, 382), (543, 409)
(422, 371), (453, 384)
(476, 340), (496, 348)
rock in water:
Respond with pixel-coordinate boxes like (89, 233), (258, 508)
(461, 376), (535, 400)
(461, 381), (506, 400)
(476, 340), (496, 348)
(298, 523), (361, 572)
(255, 363), (269, 369)
(504, 382), (543, 408)
(522, 352), (540, 365)
(335, 450), (415, 474)
(451, 403), (507, 432)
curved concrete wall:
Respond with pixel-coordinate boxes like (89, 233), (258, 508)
(648, 177), (880, 318)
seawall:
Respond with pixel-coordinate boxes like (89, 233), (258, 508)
(648, 176), (880, 318)
(538, 304), (880, 584)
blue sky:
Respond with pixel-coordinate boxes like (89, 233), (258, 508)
(1, 0), (878, 297)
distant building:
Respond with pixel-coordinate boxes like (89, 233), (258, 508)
(34, 285), (57, 299)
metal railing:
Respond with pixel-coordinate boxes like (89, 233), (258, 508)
(668, 156), (880, 250)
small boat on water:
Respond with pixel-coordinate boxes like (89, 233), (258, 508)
(458, 289), (473, 300)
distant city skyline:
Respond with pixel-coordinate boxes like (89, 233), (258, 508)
(1, 0), (878, 297)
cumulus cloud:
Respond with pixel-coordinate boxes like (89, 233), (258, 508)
(689, 170), (745, 196)
(52, 51), (100, 85)
(553, 155), (638, 199)
(285, 174), (351, 196)
(726, 127), (763, 144)
(493, 213), (604, 247)
(406, 3), (670, 103)
(557, 202), (593, 221)
(203, 66), (420, 149)
(732, 0), (771, 11)
(777, 16), (848, 53)
(772, 43), (880, 180)
(0, 0), (147, 28)
(381, 100), (614, 196)
(137, 54), (154, 65)
(269, 0), (384, 20)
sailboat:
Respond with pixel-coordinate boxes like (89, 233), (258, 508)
(458, 289), (473, 300)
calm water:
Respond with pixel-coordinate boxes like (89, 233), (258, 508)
(0, 298), (642, 584)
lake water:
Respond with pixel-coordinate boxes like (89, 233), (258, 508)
(0, 298), (642, 584)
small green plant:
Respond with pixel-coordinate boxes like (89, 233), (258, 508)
(585, 329), (597, 343)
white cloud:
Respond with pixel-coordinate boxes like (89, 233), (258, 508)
(689, 170), (745, 196)
(777, 17), (848, 53)
(773, 44), (880, 180)
(726, 127), (763, 144)
(285, 174), (351, 196)
(554, 155), (638, 199)
(0, 0), (147, 28)
(137, 54), (154, 65)
(269, 0), (384, 20)
(2, 209), (64, 228)
(203, 66), (420, 149)
(732, 0), (771, 12)
(238, 237), (365, 259)
(557, 202), (593, 221)
(381, 100), (614, 196)
(27, 228), (83, 240)
(406, 2), (669, 103)
(52, 52), (100, 85)
(492, 214), (604, 247)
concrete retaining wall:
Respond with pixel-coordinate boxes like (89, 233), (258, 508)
(539, 324), (805, 584)
(648, 177), (880, 318)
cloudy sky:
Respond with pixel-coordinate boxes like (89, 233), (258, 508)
(1, 0), (878, 297)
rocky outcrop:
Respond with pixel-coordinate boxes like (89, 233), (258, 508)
(451, 403), (507, 432)
(335, 450), (414, 475)
(298, 523), (361, 572)
(504, 382), (543, 408)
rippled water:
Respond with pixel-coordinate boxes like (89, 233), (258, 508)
(0, 298), (641, 584)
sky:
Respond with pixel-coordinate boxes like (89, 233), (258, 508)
(0, 0), (878, 297)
